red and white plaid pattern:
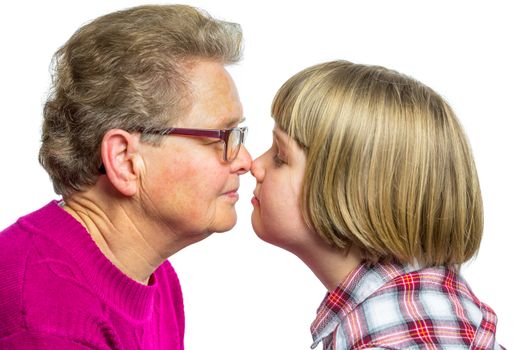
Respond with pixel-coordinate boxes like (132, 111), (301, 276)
(311, 262), (504, 349)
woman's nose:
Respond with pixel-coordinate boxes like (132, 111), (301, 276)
(233, 145), (252, 174)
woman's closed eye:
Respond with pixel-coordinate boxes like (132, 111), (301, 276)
(204, 139), (223, 146)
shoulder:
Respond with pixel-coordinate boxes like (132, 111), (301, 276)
(0, 249), (114, 348)
(337, 266), (492, 349)
(0, 209), (111, 345)
(0, 219), (34, 337)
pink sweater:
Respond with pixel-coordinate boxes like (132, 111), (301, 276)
(0, 201), (185, 349)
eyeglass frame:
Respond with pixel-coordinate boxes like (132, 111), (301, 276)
(98, 126), (248, 174)
(141, 126), (248, 162)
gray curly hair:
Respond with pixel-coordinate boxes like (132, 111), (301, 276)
(39, 4), (242, 196)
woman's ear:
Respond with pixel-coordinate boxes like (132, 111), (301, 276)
(99, 129), (142, 196)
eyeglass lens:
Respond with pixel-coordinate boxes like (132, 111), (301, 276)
(227, 129), (242, 161)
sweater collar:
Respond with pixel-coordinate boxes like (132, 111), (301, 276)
(19, 200), (159, 321)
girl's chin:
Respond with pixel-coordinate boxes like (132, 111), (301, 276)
(250, 214), (270, 242)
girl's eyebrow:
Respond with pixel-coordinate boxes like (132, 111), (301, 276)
(272, 130), (288, 156)
(272, 129), (286, 144)
(272, 130), (281, 147)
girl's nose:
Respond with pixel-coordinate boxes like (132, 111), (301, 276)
(250, 156), (265, 182)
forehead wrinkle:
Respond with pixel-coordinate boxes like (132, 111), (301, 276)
(182, 61), (243, 130)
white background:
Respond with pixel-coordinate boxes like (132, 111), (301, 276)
(1, 1), (523, 349)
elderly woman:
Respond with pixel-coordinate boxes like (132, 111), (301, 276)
(0, 5), (251, 349)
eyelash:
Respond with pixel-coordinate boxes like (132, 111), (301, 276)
(273, 154), (285, 167)
(204, 139), (222, 146)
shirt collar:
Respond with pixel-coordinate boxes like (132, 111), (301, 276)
(310, 261), (418, 349)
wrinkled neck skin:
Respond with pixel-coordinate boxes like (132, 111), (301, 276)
(61, 181), (208, 285)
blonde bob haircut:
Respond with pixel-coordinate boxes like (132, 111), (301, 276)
(272, 60), (483, 268)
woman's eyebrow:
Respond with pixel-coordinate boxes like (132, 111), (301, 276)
(224, 117), (246, 129)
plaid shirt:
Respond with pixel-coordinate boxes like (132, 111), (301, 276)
(311, 262), (504, 349)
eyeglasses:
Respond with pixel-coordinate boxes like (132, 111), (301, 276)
(141, 126), (248, 162)
(98, 126), (247, 175)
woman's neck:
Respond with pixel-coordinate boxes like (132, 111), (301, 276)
(62, 192), (168, 285)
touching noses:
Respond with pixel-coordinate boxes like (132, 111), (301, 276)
(233, 145), (253, 174)
(250, 156), (265, 182)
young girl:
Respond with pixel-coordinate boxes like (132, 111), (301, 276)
(250, 61), (504, 349)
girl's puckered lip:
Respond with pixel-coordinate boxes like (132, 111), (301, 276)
(251, 193), (260, 206)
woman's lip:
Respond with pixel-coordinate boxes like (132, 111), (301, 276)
(221, 189), (239, 201)
(251, 196), (260, 206)
(223, 187), (239, 195)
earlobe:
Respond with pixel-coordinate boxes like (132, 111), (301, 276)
(100, 129), (141, 196)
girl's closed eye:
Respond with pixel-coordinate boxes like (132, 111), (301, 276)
(273, 153), (285, 167)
